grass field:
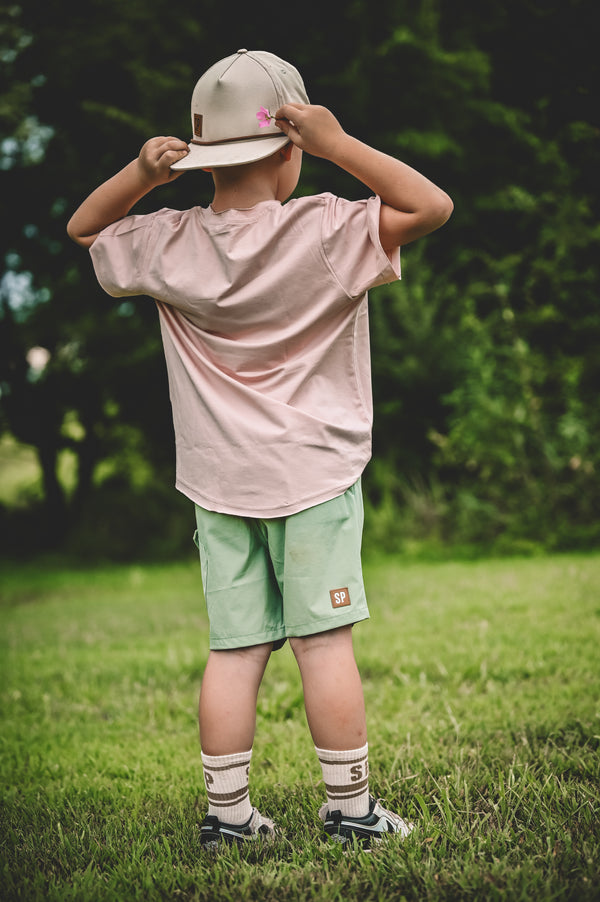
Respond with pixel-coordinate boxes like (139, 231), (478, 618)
(1, 553), (599, 901)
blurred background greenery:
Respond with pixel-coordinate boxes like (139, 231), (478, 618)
(1, 0), (598, 561)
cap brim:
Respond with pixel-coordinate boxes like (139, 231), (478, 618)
(170, 134), (289, 171)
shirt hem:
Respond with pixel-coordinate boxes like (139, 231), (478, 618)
(176, 474), (365, 518)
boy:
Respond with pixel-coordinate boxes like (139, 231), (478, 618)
(67, 49), (452, 848)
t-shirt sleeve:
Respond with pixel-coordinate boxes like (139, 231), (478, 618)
(320, 194), (401, 299)
(89, 213), (156, 297)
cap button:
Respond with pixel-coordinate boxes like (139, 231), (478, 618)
(237, 48), (248, 53)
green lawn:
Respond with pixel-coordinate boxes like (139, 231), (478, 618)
(1, 553), (599, 901)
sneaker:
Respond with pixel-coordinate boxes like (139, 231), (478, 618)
(319, 796), (414, 846)
(200, 808), (276, 849)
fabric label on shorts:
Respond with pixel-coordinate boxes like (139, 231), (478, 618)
(330, 587), (351, 608)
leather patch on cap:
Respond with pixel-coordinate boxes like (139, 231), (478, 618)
(330, 588), (351, 608)
(194, 114), (203, 138)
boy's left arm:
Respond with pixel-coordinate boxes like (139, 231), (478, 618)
(67, 137), (188, 248)
(275, 104), (452, 251)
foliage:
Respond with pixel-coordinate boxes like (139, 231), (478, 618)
(1, 553), (599, 899)
(1, 0), (598, 556)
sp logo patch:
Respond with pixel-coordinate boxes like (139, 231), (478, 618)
(330, 587), (351, 609)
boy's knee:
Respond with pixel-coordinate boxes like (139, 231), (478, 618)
(289, 634), (314, 659)
(289, 625), (352, 658)
(237, 642), (274, 662)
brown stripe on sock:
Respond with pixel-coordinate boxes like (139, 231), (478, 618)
(318, 752), (368, 767)
(206, 787), (250, 806)
(327, 789), (372, 802)
(325, 776), (370, 797)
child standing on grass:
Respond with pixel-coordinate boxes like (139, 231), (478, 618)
(67, 49), (452, 848)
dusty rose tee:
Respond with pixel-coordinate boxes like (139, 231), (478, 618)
(90, 192), (401, 517)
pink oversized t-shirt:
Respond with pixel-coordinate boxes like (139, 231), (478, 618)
(90, 192), (400, 517)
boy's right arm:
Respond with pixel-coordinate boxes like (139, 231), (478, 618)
(67, 137), (189, 248)
(274, 104), (453, 251)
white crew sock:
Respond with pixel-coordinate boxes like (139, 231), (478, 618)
(315, 743), (370, 818)
(201, 749), (253, 825)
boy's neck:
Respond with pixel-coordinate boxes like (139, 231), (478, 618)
(208, 145), (300, 213)
(210, 185), (279, 213)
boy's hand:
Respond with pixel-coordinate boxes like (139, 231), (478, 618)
(137, 136), (189, 187)
(274, 104), (347, 161)
(67, 136), (189, 248)
(275, 102), (453, 250)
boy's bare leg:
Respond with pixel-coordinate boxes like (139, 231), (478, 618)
(289, 625), (367, 750)
(199, 643), (273, 755)
(290, 625), (370, 817)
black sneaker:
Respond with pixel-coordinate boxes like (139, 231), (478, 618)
(319, 796), (414, 846)
(200, 808), (276, 849)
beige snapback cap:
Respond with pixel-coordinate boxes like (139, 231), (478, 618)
(170, 49), (309, 170)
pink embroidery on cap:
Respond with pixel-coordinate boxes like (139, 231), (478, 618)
(256, 106), (274, 128)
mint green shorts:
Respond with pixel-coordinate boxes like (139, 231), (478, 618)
(193, 480), (369, 650)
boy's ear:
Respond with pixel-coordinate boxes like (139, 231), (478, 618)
(280, 142), (294, 162)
